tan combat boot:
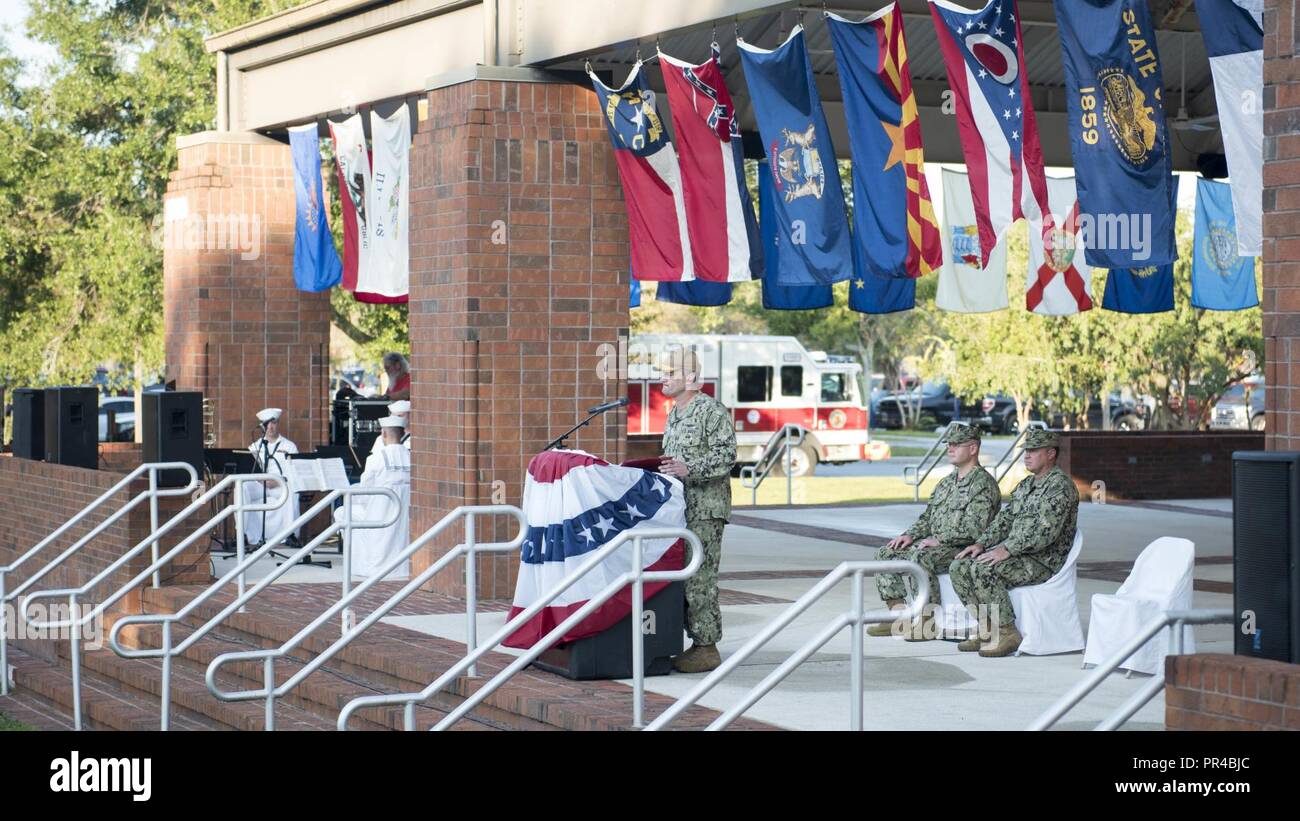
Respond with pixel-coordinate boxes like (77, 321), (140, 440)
(672, 643), (721, 673)
(902, 607), (937, 642)
(957, 634), (984, 652)
(978, 624), (1024, 657)
(866, 599), (906, 637)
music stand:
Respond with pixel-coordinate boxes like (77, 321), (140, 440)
(203, 448), (254, 558)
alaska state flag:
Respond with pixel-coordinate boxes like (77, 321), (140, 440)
(503, 450), (687, 648)
(1102, 177), (1179, 313)
(738, 27), (853, 285)
(1192, 177), (1259, 310)
(828, 5), (942, 280)
(1055, 0), (1176, 268)
(759, 160), (834, 310)
(289, 124), (342, 292)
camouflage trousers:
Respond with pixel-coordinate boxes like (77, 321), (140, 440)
(684, 517), (725, 645)
(948, 553), (1056, 627)
(874, 542), (965, 608)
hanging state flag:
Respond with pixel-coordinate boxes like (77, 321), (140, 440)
(503, 450), (687, 649)
(928, 0), (1052, 268)
(937, 168), (1008, 313)
(289, 124), (342, 293)
(630, 276), (642, 308)
(827, 6), (942, 280)
(1103, 177), (1179, 313)
(1026, 176), (1094, 315)
(1192, 177), (1259, 310)
(364, 105), (410, 300)
(590, 64), (694, 282)
(329, 115), (371, 295)
(758, 163), (834, 310)
(658, 46), (753, 282)
(737, 27), (853, 286)
(656, 279), (734, 306)
(1054, 0), (1176, 268)
(1194, 0), (1263, 256)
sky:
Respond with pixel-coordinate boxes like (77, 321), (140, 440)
(0, 0), (57, 86)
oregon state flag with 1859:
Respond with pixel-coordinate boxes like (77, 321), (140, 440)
(827, 5), (942, 280)
(1054, 0), (1176, 268)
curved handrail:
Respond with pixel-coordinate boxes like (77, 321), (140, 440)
(901, 421), (962, 501)
(645, 560), (929, 731)
(990, 420), (1047, 485)
(101, 485), (399, 730)
(338, 526), (704, 731)
(739, 424), (805, 506)
(1028, 608), (1233, 731)
(202, 504), (527, 731)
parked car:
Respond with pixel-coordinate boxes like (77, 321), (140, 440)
(871, 383), (1011, 432)
(1040, 392), (1147, 431)
(1211, 377), (1264, 431)
(99, 396), (136, 442)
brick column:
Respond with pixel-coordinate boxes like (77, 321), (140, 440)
(1265, 0), (1300, 449)
(409, 72), (629, 598)
(163, 131), (331, 451)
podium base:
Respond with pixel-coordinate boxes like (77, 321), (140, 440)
(533, 582), (685, 680)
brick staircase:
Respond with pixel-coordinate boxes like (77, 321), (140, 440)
(2, 582), (772, 732)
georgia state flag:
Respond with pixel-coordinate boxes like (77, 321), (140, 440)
(503, 450), (687, 649)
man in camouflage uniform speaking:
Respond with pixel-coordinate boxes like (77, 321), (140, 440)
(658, 347), (737, 674)
(949, 428), (1079, 657)
(869, 423), (1000, 641)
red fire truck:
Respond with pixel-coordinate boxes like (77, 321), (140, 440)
(626, 334), (878, 477)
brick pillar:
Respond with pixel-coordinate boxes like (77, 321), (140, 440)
(409, 73), (630, 598)
(1265, 0), (1300, 449)
(163, 131), (331, 451)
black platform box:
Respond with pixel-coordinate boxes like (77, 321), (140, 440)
(533, 582), (685, 680)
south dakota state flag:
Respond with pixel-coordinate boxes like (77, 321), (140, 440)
(289, 124), (342, 293)
(504, 450), (687, 648)
(738, 27), (853, 285)
(1054, 0), (1176, 268)
(828, 5), (942, 280)
(759, 160), (834, 310)
(1192, 177), (1259, 311)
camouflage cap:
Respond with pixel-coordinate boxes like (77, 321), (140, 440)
(943, 423), (981, 445)
(1022, 428), (1061, 450)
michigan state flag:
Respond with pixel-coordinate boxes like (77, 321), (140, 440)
(289, 124), (342, 293)
(1054, 0), (1176, 268)
(759, 160), (833, 310)
(738, 27), (853, 285)
(1192, 178), (1258, 311)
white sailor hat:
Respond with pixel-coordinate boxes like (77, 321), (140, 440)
(387, 400), (411, 415)
(256, 408), (283, 423)
(378, 415), (407, 429)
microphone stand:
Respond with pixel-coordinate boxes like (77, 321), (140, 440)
(544, 403), (623, 451)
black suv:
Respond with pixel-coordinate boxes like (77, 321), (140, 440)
(872, 383), (1013, 432)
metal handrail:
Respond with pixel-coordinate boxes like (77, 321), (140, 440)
(337, 526), (704, 731)
(101, 485), (399, 730)
(646, 560), (928, 731)
(202, 504), (528, 730)
(990, 420), (1047, 485)
(0, 462), (200, 698)
(902, 421), (963, 501)
(15, 472), (288, 729)
(739, 423), (805, 506)
(1028, 608), (1233, 731)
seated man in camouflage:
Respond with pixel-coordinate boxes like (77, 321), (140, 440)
(949, 428), (1080, 657)
(869, 423), (1000, 641)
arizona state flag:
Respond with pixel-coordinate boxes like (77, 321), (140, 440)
(827, 5), (942, 280)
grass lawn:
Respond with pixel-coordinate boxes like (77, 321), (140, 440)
(0, 712), (36, 731)
(731, 470), (1027, 507)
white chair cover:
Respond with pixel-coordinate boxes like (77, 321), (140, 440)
(1082, 536), (1196, 675)
(1009, 527), (1086, 655)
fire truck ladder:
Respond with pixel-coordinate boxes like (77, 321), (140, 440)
(903, 421), (1047, 501)
(739, 424), (806, 506)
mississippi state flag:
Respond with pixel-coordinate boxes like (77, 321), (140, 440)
(591, 64), (695, 282)
(928, 0), (1052, 267)
(659, 46), (755, 282)
(504, 450), (687, 649)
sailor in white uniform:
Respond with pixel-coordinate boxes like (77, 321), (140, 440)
(388, 399), (412, 450)
(242, 408), (300, 546)
(338, 415), (411, 579)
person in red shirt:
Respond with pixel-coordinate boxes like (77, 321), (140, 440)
(382, 352), (411, 400)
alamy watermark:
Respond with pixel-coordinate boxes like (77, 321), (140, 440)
(153, 197), (262, 260)
(3, 602), (104, 650)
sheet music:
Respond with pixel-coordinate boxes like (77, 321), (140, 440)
(318, 458), (352, 490)
(290, 459), (325, 492)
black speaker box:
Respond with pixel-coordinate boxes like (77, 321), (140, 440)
(44, 387), (97, 470)
(11, 388), (45, 460)
(142, 391), (204, 487)
(533, 582), (685, 680)
(1232, 452), (1300, 663)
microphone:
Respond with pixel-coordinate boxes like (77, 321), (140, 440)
(587, 397), (630, 414)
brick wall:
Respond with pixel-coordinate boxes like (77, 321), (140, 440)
(1266, 0), (1300, 449)
(408, 76), (629, 598)
(1166, 654), (1300, 730)
(0, 454), (211, 661)
(163, 131), (330, 451)
(1057, 431), (1262, 500)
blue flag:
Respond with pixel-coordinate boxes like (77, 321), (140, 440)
(1102, 175), (1177, 313)
(289, 124), (342, 292)
(1191, 177), (1258, 311)
(738, 27), (853, 285)
(1054, 0), (1176, 268)
(630, 276), (642, 309)
(655, 279), (733, 306)
(759, 162), (833, 310)
(848, 250), (916, 314)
